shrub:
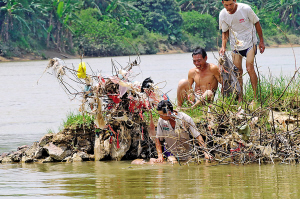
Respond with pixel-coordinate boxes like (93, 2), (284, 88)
(181, 11), (218, 51)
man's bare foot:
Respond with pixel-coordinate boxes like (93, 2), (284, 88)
(249, 100), (257, 110)
(167, 156), (178, 164)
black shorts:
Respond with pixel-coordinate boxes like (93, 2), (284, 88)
(233, 45), (257, 57)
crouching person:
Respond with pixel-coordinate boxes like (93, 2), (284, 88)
(154, 100), (211, 163)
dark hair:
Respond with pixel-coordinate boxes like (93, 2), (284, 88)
(157, 100), (173, 113)
(192, 47), (207, 58)
(141, 77), (153, 92)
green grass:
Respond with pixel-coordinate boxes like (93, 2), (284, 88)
(61, 111), (94, 129)
(244, 73), (300, 110)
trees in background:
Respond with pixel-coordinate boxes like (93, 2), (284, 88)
(133, 0), (183, 43)
(0, 0), (299, 58)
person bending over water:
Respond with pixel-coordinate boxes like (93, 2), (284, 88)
(154, 100), (211, 163)
(131, 100), (212, 165)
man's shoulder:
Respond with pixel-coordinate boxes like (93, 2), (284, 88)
(237, 3), (252, 11)
(178, 112), (192, 120)
(219, 8), (227, 18)
(188, 67), (198, 74)
(209, 62), (218, 68)
(209, 63), (219, 71)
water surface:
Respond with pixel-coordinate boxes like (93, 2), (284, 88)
(1, 161), (300, 198)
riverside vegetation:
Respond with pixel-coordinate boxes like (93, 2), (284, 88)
(0, 0), (300, 59)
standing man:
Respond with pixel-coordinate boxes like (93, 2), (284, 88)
(219, 0), (265, 101)
(177, 47), (222, 110)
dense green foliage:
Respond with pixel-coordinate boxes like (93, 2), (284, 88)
(181, 11), (217, 51)
(0, 0), (299, 58)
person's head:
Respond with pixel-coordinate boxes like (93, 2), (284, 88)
(192, 47), (207, 68)
(222, 0), (237, 14)
(157, 100), (173, 120)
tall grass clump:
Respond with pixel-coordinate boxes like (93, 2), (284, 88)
(62, 111), (94, 129)
(244, 73), (300, 110)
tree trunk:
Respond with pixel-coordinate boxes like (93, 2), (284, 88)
(47, 12), (52, 48)
(68, 29), (73, 51)
(5, 17), (9, 42)
(57, 22), (61, 52)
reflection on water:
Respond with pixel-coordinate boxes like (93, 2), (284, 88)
(1, 162), (300, 198)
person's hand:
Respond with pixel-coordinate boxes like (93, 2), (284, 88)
(219, 47), (226, 55)
(204, 152), (212, 161)
(155, 154), (164, 163)
(259, 41), (265, 54)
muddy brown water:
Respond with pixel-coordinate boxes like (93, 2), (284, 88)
(1, 161), (300, 198)
(0, 47), (300, 198)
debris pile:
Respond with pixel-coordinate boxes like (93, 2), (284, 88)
(44, 56), (166, 161)
(193, 101), (300, 165)
(1, 55), (300, 165)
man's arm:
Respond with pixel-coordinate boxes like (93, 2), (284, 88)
(187, 69), (195, 88)
(155, 138), (164, 162)
(186, 115), (212, 160)
(255, 21), (265, 54)
(196, 135), (211, 160)
(220, 30), (229, 55)
(212, 64), (222, 85)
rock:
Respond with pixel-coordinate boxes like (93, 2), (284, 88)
(52, 133), (72, 144)
(95, 133), (111, 161)
(39, 134), (54, 147)
(72, 153), (83, 162)
(63, 156), (73, 163)
(42, 156), (53, 163)
(35, 147), (46, 159)
(77, 139), (92, 152)
(43, 142), (72, 161)
(25, 142), (39, 157)
(17, 145), (30, 151)
(2, 156), (12, 163)
(22, 156), (33, 163)
(1, 152), (8, 158)
(77, 151), (89, 160)
(11, 151), (22, 162)
(88, 154), (95, 161)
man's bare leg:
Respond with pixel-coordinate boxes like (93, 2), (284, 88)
(246, 46), (258, 99)
(191, 90), (214, 108)
(177, 79), (191, 109)
(232, 52), (243, 102)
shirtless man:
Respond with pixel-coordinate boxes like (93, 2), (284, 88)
(177, 47), (222, 109)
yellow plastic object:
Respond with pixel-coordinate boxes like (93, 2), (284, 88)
(77, 62), (86, 79)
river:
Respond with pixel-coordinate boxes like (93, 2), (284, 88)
(0, 47), (300, 198)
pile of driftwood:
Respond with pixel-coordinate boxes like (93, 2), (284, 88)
(44, 56), (168, 161)
(42, 55), (300, 165)
(193, 102), (300, 165)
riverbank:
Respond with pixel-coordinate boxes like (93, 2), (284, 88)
(1, 44), (299, 62)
